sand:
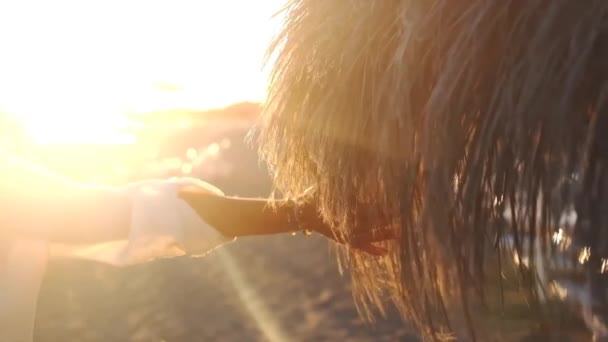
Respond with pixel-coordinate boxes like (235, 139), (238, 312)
(35, 235), (418, 341)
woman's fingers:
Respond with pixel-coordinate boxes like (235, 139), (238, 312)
(177, 190), (211, 219)
(177, 184), (226, 227)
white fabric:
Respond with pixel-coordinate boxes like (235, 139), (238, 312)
(0, 240), (48, 342)
(0, 177), (233, 342)
(54, 178), (233, 265)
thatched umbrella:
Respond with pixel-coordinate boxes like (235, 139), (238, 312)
(253, 0), (608, 340)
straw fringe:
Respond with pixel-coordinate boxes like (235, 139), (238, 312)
(253, 0), (608, 339)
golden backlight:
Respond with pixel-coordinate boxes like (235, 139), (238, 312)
(0, 0), (284, 145)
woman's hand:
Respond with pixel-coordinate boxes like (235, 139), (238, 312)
(289, 199), (396, 256)
(313, 224), (396, 256)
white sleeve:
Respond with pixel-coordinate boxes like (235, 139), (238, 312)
(0, 178), (232, 342)
(52, 178), (235, 266)
(0, 239), (49, 342)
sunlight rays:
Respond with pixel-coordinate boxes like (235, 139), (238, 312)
(217, 249), (289, 342)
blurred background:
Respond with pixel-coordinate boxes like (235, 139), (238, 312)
(0, 1), (416, 341)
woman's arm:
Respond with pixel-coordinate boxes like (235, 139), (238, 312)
(179, 188), (395, 255)
(0, 149), (393, 253)
(178, 191), (321, 237)
(0, 151), (131, 244)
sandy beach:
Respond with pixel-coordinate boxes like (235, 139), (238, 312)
(35, 233), (418, 341)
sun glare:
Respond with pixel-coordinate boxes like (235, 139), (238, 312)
(0, 0), (284, 145)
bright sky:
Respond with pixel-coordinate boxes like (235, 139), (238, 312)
(0, 0), (285, 144)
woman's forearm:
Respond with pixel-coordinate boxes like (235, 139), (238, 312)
(0, 151), (131, 244)
(179, 191), (323, 238)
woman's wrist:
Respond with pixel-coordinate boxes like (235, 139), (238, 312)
(284, 197), (313, 236)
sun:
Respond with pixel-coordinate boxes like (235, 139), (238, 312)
(0, 0), (285, 146)
(0, 79), (137, 145)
